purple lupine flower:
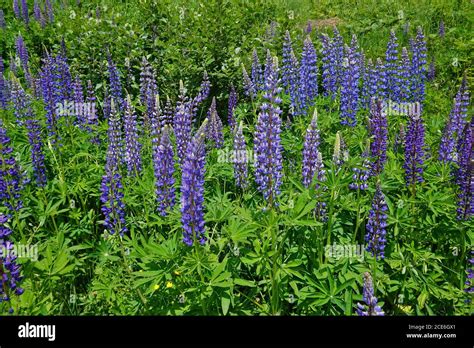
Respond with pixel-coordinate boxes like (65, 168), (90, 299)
(194, 70), (211, 106)
(107, 54), (124, 113)
(174, 80), (192, 163)
(281, 31), (295, 92)
(12, 85), (47, 186)
(439, 97), (459, 163)
(305, 20), (312, 34)
(403, 102), (425, 186)
(439, 20), (445, 38)
(15, 35), (32, 87)
(72, 76), (85, 127)
(33, 0), (43, 24)
(385, 30), (399, 101)
(161, 95), (173, 127)
(455, 117), (473, 220)
(263, 50), (274, 90)
(13, 0), (21, 18)
(297, 36), (318, 115)
(254, 56), (283, 207)
(103, 87), (111, 120)
(357, 272), (384, 316)
(100, 100), (127, 236)
(410, 27), (427, 104)
(453, 74), (470, 137)
(228, 84), (238, 129)
(154, 125), (175, 216)
(375, 58), (387, 100)
(207, 97), (223, 148)
(45, 0), (54, 22)
(340, 35), (360, 126)
(0, 119), (24, 212)
(104, 100), (122, 174)
(188, 71), (211, 125)
(427, 57), (435, 81)
(233, 121), (248, 189)
(397, 47), (412, 103)
(181, 119), (208, 246)
(139, 57), (158, 129)
(332, 27), (345, 90)
(0, 10), (5, 28)
(365, 184), (388, 260)
(9, 78), (28, 126)
(242, 64), (255, 99)
(287, 49), (300, 118)
(251, 48), (263, 92)
(369, 99), (388, 176)
(123, 95), (142, 176)
(21, 0), (29, 24)
(302, 109), (321, 188)
(350, 147), (370, 191)
(0, 214), (25, 313)
(320, 33), (336, 97)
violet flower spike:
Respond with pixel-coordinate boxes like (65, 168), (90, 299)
(181, 119), (208, 246)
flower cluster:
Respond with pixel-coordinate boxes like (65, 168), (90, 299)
(410, 27), (427, 103)
(139, 56), (158, 129)
(181, 120), (208, 246)
(349, 148), (370, 191)
(100, 100), (127, 236)
(254, 55), (283, 206)
(297, 36), (318, 115)
(356, 272), (384, 316)
(455, 117), (473, 220)
(365, 184), (388, 260)
(154, 125), (175, 216)
(251, 48), (263, 92)
(207, 97), (223, 148)
(403, 102), (425, 186)
(340, 35), (360, 126)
